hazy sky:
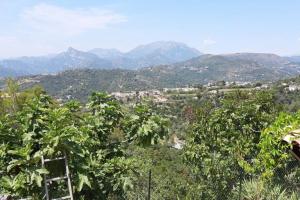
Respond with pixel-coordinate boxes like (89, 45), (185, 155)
(0, 0), (300, 58)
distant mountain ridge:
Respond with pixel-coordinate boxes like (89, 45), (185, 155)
(125, 41), (201, 68)
(0, 41), (202, 77)
(3, 41), (300, 79)
(0, 47), (112, 76)
(12, 53), (300, 101)
(88, 48), (123, 59)
(142, 53), (300, 87)
(287, 56), (300, 63)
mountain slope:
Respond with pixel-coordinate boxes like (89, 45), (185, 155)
(88, 48), (124, 59)
(13, 53), (300, 101)
(19, 69), (154, 101)
(88, 41), (202, 69)
(287, 56), (300, 63)
(45, 47), (112, 72)
(0, 65), (28, 77)
(141, 53), (300, 87)
(125, 41), (202, 68)
(0, 47), (112, 76)
(0, 41), (202, 77)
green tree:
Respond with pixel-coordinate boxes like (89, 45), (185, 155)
(255, 111), (300, 196)
(0, 91), (170, 199)
(121, 103), (170, 199)
(184, 91), (278, 199)
(122, 104), (169, 147)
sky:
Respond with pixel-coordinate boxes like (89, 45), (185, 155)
(0, 0), (300, 58)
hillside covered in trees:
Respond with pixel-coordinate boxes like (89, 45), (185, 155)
(3, 52), (299, 102)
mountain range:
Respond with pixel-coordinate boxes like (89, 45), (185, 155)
(2, 41), (300, 100)
(287, 56), (300, 63)
(149, 53), (300, 84)
(0, 41), (202, 77)
(11, 52), (300, 101)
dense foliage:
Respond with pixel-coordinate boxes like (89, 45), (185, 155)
(0, 82), (169, 199)
(1, 78), (300, 199)
(184, 91), (299, 199)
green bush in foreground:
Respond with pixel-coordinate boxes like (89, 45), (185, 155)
(0, 90), (168, 199)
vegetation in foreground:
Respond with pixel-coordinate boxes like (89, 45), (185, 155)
(0, 79), (300, 199)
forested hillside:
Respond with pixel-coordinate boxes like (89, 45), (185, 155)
(142, 53), (300, 85)
(17, 69), (154, 101)
(8, 53), (300, 101)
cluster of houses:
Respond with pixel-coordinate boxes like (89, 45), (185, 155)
(111, 89), (168, 103)
(111, 87), (202, 103)
(162, 87), (198, 92)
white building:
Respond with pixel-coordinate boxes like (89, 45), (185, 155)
(288, 85), (300, 92)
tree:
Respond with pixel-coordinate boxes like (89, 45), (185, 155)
(256, 111), (300, 195)
(121, 103), (169, 199)
(184, 91), (278, 199)
(122, 104), (169, 147)
(0, 91), (170, 199)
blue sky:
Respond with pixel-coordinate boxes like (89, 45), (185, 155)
(0, 0), (299, 58)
